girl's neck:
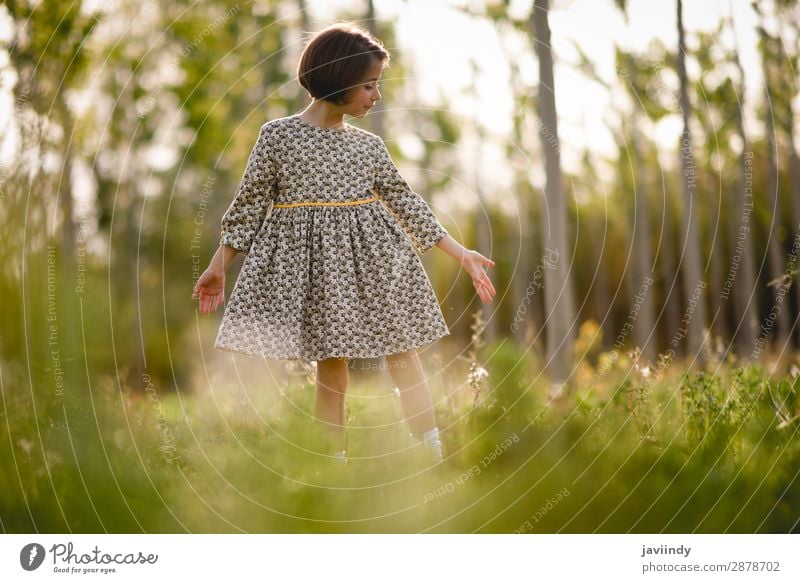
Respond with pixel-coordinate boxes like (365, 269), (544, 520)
(299, 102), (346, 130)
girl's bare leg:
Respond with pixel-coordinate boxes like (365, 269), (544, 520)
(386, 349), (436, 438)
(314, 357), (349, 452)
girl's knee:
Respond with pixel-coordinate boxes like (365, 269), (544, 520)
(317, 358), (350, 387)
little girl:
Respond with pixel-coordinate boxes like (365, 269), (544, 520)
(192, 22), (496, 464)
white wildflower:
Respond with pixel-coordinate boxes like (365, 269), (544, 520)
(18, 438), (33, 455)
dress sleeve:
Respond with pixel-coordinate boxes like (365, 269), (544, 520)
(372, 136), (448, 254)
(219, 124), (276, 253)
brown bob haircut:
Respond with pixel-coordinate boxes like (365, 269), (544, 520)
(297, 23), (390, 105)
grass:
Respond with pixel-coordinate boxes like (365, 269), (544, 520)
(2, 331), (799, 533)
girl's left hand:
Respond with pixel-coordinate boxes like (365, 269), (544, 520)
(461, 250), (496, 304)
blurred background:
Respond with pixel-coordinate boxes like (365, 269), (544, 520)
(1, 0), (798, 533)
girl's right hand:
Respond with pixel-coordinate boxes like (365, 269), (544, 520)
(192, 268), (225, 315)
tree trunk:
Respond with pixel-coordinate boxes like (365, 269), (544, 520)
(511, 181), (530, 346)
(55, 97), (76, 270)
(531, 0), (575, 388)
(729, 16), (759, 359)
(730, 112), (759, 359)
(630, 113), (656, 361)
(786, 124), (800, 350)
(659, 208), (680, 355)
(292, 0), (311, 114)
(366, 0), (386, 138)
(756, 14), (792, 353)
(762, 87), (791, 350)
(707, 182), (726, 344)
(776, 20), (800, 351)
(504, 55), (532, 346)
(591, 216), (609, 349)
(676, 0), (708, 362)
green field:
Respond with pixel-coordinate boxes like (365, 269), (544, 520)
(3, 338), (798, 533)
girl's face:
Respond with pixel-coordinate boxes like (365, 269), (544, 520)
(342, 59), (384, 117)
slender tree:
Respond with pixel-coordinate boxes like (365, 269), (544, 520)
(755, 16), (792, 350)
(728, 13), (760, 357)
(531, 0), (576, 391)
(676, 0), (709, 361)
(616, 49), (658, 361)
(4, 0), (100, 262)
(365, 0), (386, 138)
(611, 1), (676, 359)
(773, 2), (800, 349)
(504, 46), (539, 346)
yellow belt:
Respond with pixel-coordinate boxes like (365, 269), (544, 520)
(272, 194), (380, 209)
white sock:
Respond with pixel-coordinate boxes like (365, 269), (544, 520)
(421, 427), (443, 462)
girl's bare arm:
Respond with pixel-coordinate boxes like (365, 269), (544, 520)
(208, 243), (240, 274)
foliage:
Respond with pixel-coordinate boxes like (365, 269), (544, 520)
(2, 351), (798, 533)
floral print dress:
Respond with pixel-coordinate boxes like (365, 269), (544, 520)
(213, 114), (451, 361)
